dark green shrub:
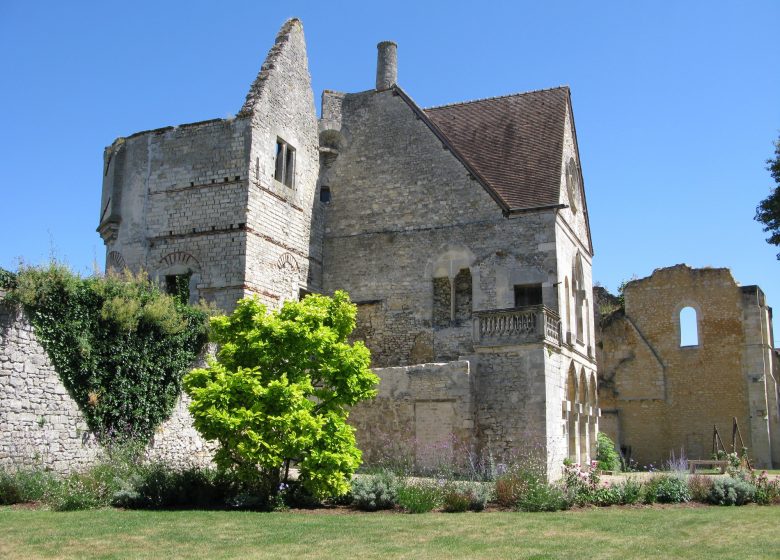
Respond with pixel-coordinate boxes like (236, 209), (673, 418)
(442, 489), (471, 512)
(592, 484), (623, 507)
(6, 264), (209, 443)
(112, 464), (236, 509)
(595, 432), (621, 472)
(708, 477), (756, 506)
(619, 477), (642, 505)
(0, 468), (59, 504)
(396, 481), (443, 513)
(350, 471), (399, 511)
(517, 479), (569, 512)
(645, 475), (690, 504)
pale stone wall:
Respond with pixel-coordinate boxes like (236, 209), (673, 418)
(99, 117), (251, 312)
(597, 265), (778, 468)
(0, 304), (101, 472)
(0, 304), (215, 472)
(349, 361), (473, 469)
(242, 19), (322, 307)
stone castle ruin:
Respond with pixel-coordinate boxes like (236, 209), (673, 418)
(596, 265), (779, 469)
(7, 19), (774, 476)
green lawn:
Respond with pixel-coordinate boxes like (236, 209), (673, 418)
(1, 506), (778, 559)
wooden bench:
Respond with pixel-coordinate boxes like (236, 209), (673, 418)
(688, 459), (728, 474)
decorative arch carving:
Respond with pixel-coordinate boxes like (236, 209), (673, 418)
(106, 251), (126, 273)
(159, 251), (199, 269)
(277, 252), (299, 271)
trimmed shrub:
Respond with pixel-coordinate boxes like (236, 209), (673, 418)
(708, 477), (756, 506)
(517, 479), (569, 512)
(595, 433), (621, 472)
(644, 475), (690, 504)
(396, 481), (443, 513)
(350, 471), (399, 511)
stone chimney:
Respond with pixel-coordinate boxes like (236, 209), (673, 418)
(375, 41), (397, 91)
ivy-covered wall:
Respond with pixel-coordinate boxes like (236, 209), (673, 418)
(0, 301), (216, 473)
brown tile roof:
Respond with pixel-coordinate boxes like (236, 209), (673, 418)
(423, 87), (569, 211)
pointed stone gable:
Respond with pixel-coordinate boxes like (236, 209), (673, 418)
(238, 18), (306, 118)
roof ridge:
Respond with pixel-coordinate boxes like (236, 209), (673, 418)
(423, 85), (569, 111)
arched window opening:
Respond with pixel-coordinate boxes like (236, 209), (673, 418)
(680, 306), (699, 346)
(573, 254), (585, 344)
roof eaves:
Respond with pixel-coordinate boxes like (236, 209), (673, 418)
(392, 85), (511, 215)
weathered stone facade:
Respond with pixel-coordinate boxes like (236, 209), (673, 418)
(3, 19), (601, 478)
(596, 265), (779, 468)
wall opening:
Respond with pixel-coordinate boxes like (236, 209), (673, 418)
(514, 284), (542, 308)
(433, 268), (472, 327)
(680, 306), (699, 346)
(274, 138), (296, 188)
(319, 185), (331, 203)
(453, 268), (472, 323)
(165, 272), (192, 305)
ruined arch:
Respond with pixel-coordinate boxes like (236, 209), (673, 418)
(157, 251), (201, 305)
(566, 363), (578, 462)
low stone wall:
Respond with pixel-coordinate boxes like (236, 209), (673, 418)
(349, 360), (473, 469)
(0, 303), (215, 473)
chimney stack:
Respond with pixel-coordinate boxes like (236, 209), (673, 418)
(375, 41), (397, 91)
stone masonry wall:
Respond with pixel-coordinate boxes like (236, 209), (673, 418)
(349, 360), (473, 469)
(243, 19), (321, 308)
(596, 265), (777, 468)
(0, 304), (215, 473)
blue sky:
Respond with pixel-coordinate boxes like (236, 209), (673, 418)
(1, 1), (778, 309)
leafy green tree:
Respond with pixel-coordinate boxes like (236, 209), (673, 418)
(183, 291), (377, 502)
(755, 135), (780, 258)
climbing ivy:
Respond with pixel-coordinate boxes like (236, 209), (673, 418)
(3, 263), (209, 443)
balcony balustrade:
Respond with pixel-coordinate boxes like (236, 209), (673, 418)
(473, 305), (561, 347)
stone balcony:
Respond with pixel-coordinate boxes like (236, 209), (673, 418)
(473, 305), (561, 348)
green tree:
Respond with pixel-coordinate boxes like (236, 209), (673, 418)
(755, 135), (780, 258)
(183, 291), (377, 502)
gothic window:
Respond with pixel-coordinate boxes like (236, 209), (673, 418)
(514, 284), (542, 308)
(573, 254), (585, 344)
(680, 306), (699, 346)
(433, 268), (472, 327)
(274, 138), (296, 188)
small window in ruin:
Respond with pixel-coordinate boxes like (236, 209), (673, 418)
(433, 277), (451, 328)
(165, 272), (192, 305)
(454, 269), (472, 323)
(514, 284), (543, 308)
(320, 186), (331, 203)
(680, 306), (699, 346)
(274, 138), (296, 188)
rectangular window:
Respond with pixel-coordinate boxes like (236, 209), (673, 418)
(274, 138), (296, 188)
(514, 284), (542, 308)
(165, 273), (191, 305)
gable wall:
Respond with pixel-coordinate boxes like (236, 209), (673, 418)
(243, 21), (321, 308)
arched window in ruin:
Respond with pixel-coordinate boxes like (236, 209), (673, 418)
(572, 254), (585, 344)
(430, 248), (475, 328)
(680, 306), (699, 346)
(158, 251), (200, 305)
(564, 277), (571, 341)
(566, 365), (578, 462)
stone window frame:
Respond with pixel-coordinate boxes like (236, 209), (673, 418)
(274, 137), (296, 188)
(156, 251), (202, 306)
(676, 301), (701, 348)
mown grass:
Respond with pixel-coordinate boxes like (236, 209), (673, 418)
(1, 506), (778, 559)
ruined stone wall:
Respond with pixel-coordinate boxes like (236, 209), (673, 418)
(242, 19), (321, 308)
(349, 361), (473, 469)
(99, 117), (251, 312)
(596, 265), (776, 468)
(0, 304), (214, 473)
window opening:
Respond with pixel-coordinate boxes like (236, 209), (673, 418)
(274, 138), (296, 188)
(514, 284), (542, 307)
(680, 306), (699, 346)
(320, 185), (331, 203)
(165, 272), (191, 305)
